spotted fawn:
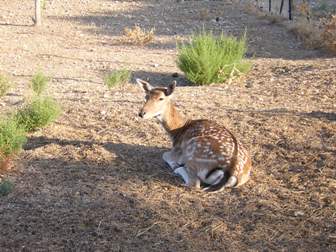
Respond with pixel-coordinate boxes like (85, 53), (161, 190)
(137, 79), (252, 192)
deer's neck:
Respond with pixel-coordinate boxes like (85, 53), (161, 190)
(159, 102), (188, 142)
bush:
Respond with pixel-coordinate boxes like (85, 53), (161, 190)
(287, 21), (322, 49)
(177, 31), (251, 85)
(14, 97), (61, 132)
(0, 118), (27, 161)
(104, 69), (131, 89)
(312, 0), (335, 17)
(31, 71), (49, 96)
(0, 74), (11, 98)
(123, 25), (155, 45)
(0, 180), (14, 196)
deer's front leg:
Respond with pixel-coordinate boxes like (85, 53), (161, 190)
(162, 148), (182, 170)
(174, 166), (201, 189)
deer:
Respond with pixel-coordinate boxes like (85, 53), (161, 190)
(136, 79), (252, 192)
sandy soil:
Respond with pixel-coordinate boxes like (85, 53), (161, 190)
(0, 0), (335, 251)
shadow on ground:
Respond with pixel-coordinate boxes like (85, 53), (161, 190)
(131, 70), (190, 87)
(224, 107), (336, 122)
(2, 139), (335, 251)
(0, 156), (192, 251)
(23, 136), (176, 186)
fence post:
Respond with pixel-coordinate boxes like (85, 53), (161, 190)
(306, 0), (311, 22)
(288, 0), (293, 20)
(35, 0), (41, 26)
(280, 0), (284, 15)
(269, 0), (272, 12)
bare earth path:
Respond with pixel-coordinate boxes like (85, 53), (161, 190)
(0, 0), (335, 251)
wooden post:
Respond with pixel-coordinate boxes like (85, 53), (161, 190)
(288, 0), (293, 20)
(306, 0), (311, 22)
(35, 0), (41, 26)
(280, 0), (284, 15)
(269, 0), (272, 12)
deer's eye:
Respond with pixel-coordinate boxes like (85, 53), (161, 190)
(145, 95), (149, 100)
(159, 98), (164, 101)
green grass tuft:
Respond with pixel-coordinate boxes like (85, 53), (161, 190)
(14, 97), (61, 133)
(31, 72), (49, 96)
(177, 31), (251, 85)
(0, 118), (27, 160)
(0, 74), (12, 98)
(0, 180), (14, 196)
(104, 69), (131, 89)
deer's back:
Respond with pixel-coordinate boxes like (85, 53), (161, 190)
(176, 119), (251, 185)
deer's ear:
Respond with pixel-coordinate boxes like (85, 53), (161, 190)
(165, 81), (176, 96)
(136, 78), (152, 93)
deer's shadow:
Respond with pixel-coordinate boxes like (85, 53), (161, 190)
(24, 136), (181, 187)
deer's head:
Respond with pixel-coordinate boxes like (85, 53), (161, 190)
(137, 79), (176, 120)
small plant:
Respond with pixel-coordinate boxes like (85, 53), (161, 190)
(297, 2), (311, 21)
(0, 118), (27, 167)
(0, 180), (14, 196)
(0, 74), (11, 98)
(31, 71), (49, 96)
(177, 31), (251, 85)
(313, 0), (328, 13)
(123, 25), (155, 45)
(104, 69), (131, 89)
(14, 97), (61, 133)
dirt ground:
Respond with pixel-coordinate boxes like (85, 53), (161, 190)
(0, 0), (335, 251)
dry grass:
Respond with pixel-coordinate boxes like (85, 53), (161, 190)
(261, 13), (287, 24)
(287, 21), (322, 49)
(199, 8), (210, 21)
(122, 25), (155, 45)
(240, 1), (319, 49)
(242, 1), (336, 53)
(321, 15), (336, 53)
(240, 2), (336, 52)
(287, 16), (336, 53)
(243, 2), (264, 17)
(243, 2), (286, 25)
(242, 2), (322, 49)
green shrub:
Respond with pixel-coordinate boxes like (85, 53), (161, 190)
(312, 0), (328, 12)
(177, 31), (251, 85)
(104, 69), (131, 89)
(14, 97), (61, 132)
(0, 180), (14, 196)
(0, 118), (27, 160)
(0, 74), (11, 98)
(31, 71), (49, 96)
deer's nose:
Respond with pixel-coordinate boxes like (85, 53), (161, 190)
(138, 111), (146, 118)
